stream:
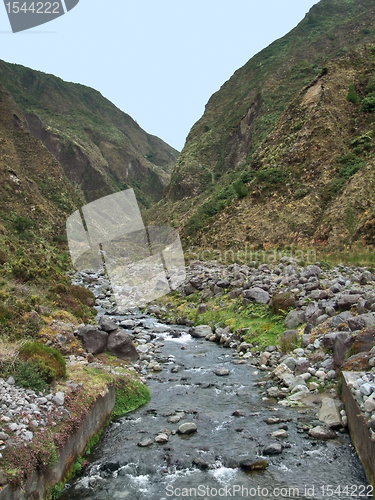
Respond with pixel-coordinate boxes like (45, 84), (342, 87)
(60, 308), (370, 500)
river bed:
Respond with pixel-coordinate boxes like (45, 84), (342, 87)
(60, 310), (369, 500)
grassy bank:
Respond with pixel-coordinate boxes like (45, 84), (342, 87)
(157, 291), (286, 350)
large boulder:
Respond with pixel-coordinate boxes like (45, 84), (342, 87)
(309, 426), (337, 440)
(271, 292), (296, 315)
(348, 313), (375, 332)
(81, 327), (108, 354)
(351, 325), (375, 353)
(333, 333), (355, 368)
(284, 310), (306, 329)
(190, 325), (213, 338)
(302, 265), (321, 278)
(99, 315), (118, 332)
(107, 330), (139, 361)
(242, 287), (270, 304)
(177, 422), (197, 434)
(317, 398), (343, 429)
(337, 294), (361, 311)
(341, 353), (370, 371)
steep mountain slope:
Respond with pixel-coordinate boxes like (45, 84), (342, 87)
(181, 46), (375, 249)
(0, 60), (179, 208)
(147, 0), (375, 248)
(0, 80), (98, 337)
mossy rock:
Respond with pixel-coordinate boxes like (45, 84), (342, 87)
(350, 326), (375, 354)
(271, 292), (296, 315)
(341, 352), (370, 371)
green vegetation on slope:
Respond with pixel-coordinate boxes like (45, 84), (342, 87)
(0, 60), (179, 207)
(147, 0), (375, 251)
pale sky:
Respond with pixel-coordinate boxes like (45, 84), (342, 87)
(0, 0), (318, 151)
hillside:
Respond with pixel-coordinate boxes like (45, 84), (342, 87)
(147, 0), (375, 249)
(0, 60), (179, 208)
(0, 79), (96, 338)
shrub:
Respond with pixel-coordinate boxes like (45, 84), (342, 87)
(294, 188), (310, 199)
(0, 304), (14, 324)
(360, 96), (375, 113)
(326, 177), (345, 197)
(365, 74), (375, 95)
(233, 180), (249, 198)
(346, 84), (359, 104)
(337, 153), (364, 179)
(19, 341), (66, 382)
(279, 330), (300, 354)
(13, 216), (34, 233)
(0, 249), (7, 265)
(256, 167), (287, 185)
(13, 360), (50, 392)
(69, 285), (95, 306)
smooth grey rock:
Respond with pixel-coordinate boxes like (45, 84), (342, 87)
(285, 310), (306, 329)
(309, 426), (337, 439)
(271, 429), (288, 438)
(190, 325), (213, 338)
(120, 319), (136, 329)
(213, 367), (230, 376)
(52, 392), (65, 406)
(317, 398), (342, 429)
(155, 433), (169, 444)
(242, 287), (270, 304)
(137, 438), (153, 447)
(167, 415), (181, 423)
(177, 422), (197, 434)
(263, 443), (283, 455)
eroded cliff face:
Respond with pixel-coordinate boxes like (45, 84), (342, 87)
(0, 60), (179, 208)
(146, 0), (375, 250)
(0, 82), (80, 240)
(148, 44), (375, 250)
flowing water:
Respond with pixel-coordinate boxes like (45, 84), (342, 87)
(60, 311), (370, 500)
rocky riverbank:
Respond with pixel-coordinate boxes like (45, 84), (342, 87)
(2, 255), (374, 496)
(72, 257), (375, 429)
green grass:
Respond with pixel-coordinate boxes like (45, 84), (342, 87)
(112, 379), (150, 420)
(158, 293), (286, 349)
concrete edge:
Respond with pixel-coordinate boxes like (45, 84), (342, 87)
(342, 371), (375, 488)
(0, 384), (115, 500)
